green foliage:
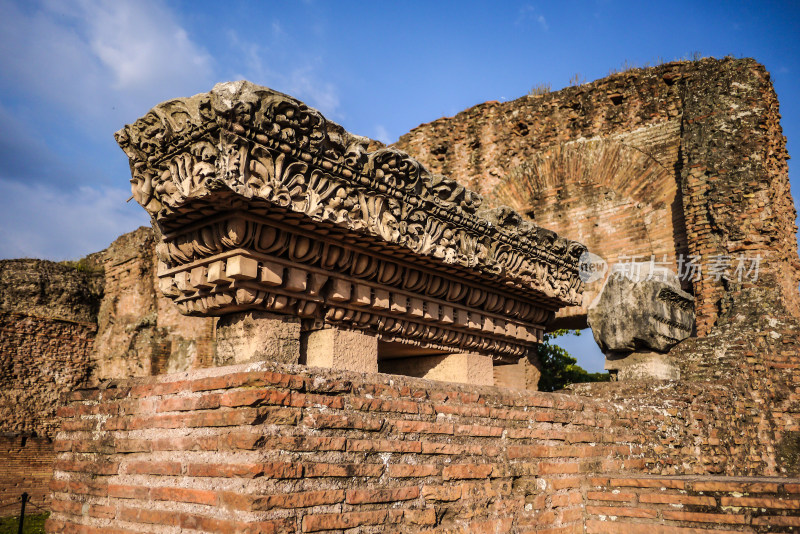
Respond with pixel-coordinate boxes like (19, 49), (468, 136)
(59, 257), (102, 274)
(537, 329), (611, 392)
(777, 431), (800, 476)
(0, 512), (49, 534)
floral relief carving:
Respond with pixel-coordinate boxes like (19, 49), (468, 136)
(116, 81), (588, 359)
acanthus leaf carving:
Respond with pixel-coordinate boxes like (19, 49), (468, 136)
(117, 80), (589, 326)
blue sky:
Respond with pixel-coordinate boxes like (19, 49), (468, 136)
(0, 0), (798, 372)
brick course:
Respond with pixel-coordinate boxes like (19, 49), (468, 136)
(47, 362), (632, 533)
(48, 361), (800, 532)
(586, 476), (800, 533)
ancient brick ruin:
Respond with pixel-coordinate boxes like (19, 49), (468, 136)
(1, 57), (799, 532)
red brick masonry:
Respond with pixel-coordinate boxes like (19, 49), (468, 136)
(586, 476), (800, 533)
(0, 311), (94, 516)
(0, 436), (56, 515)
(47, 361), (800, 533)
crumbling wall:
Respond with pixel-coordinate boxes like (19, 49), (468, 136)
(45, 361), (639, 533)
(0, 259), (101, 515)
(0, 312), (95, 437)
(0, 229), (216, 515)
(586, 476), (800, 532)
(90, 227), (216, 381)
(394, 59), (800, 482)
(394, 57), (800, 333)
(0, 259), (102, 436)
(0, 258), (103, 324)
(47, 361), (800, 533)
(571, 291), (800, 477)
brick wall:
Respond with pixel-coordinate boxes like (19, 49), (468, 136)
(46, 360), (800, 532)
(571, 289), (800, 478)
(586, 476), (800, 532)
(0, 259), (100, 517)
(47, 361), (643, 533)
(0, 312), (95, 436)
(394, 57), (800, 333)
(0, 312), (94, 517)
(0, 436), (56, 516)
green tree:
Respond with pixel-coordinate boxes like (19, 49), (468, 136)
(537, 329), (610, 392)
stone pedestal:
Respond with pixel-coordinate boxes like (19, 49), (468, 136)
(380, 352), (493, 386)
(605, 351), (680, 381)
(303, 328), (378, 373)
(493, 352), (541, 390)
(214, 311), (300, 366)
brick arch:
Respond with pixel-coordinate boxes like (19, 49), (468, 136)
(488, 139), (687, 328)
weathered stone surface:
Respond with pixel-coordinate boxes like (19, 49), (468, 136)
(115, 81), (585, 361)
(380, 351), (493, 386)
(215, 310), (300, 366)
(604, 351), (680, 381)
(493, 353), (541, 390)
(0, 258), (103, 323)
(91, 227), (216, 380)
(587, 263), (694, 355)
(304, 328), (377, 373)
(395, 57), (800, 335)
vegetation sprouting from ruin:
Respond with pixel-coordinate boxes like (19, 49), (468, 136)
(537, 329), (611, 392)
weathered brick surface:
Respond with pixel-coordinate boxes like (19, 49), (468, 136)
(586, 476), (800, 533)
(0, 312), (95, 437)
(395, 57), (800, 332)
(0, 436), (56, 517)
(91, 227), (216, 380)
(571, 292), (800, 478)
(0, 310), (94, 517)
(48, 361), (629, 533)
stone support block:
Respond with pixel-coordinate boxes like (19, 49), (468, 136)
(215, 311), (300, 366)
(605, 351), (680, 381)
(381, 352), (493, 386)
(493, 351), (541, 390)
(303, 328), (378, 374)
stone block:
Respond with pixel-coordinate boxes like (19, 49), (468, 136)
(380, 352), (493, 386)
(226, 255), (259, 280)
(605, 351), (680, 381)
(493, 351), (541, 390)
(303, 328), (378, 373)
(214, 311), (300, 366)
(587, 262), (694, 369)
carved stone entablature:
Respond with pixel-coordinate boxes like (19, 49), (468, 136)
(116, 81), (587, 361)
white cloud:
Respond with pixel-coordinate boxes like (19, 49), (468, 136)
(286, 66), (340, 116)
(224, 28), (341, 118)
(82, 0), (212, 92)
(0, 0), (211, 260)
(537, 15), (549, 31)
(0, 0), (214, 130)
(0, 179), (148, 260)
(374, 125), (391, 144)
(515, 4), (549, 31)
